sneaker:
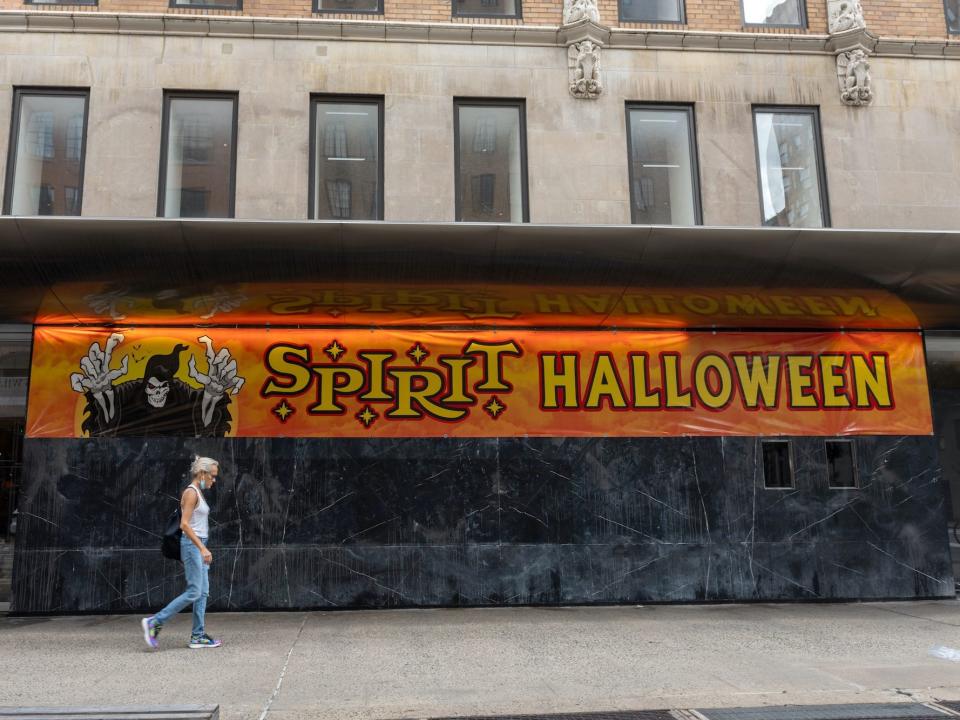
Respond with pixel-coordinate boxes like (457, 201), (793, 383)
(188, 633), (222, 649)
(141, 616), (161, 649)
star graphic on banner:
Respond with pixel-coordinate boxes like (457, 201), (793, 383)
(483, 396), (506, 419)
(356, 405), (378, 429)
(324, 340), (346, 361)
(408, 308), (425, 317)
(407, 343), (429, 365)
(272, 400), (295, 423)
(328, 308), (343, 318)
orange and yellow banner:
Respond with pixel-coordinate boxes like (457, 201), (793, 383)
(26, 326), (932, 439)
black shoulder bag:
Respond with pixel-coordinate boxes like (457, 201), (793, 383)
(161, 503), (183, 562)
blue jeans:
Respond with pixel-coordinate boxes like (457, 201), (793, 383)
(154, 535), (208, 637)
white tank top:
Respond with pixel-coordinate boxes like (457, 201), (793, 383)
(184, 485), (209, 538)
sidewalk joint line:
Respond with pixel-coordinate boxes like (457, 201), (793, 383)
(257, 612), (308, 720)
(871, 605), (960, 628)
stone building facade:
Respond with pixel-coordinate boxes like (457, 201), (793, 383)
(0, 0), (957, 227)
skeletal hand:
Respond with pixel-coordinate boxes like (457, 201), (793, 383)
(195, 290), (247, 321)
(83, 289), (133, 322)
(69, 333), (128, 420)
(188, 336), (245, 427)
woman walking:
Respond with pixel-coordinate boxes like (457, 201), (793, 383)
(141, 456), (222, 649)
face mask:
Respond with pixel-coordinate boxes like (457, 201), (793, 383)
(199, 479), (206, 490)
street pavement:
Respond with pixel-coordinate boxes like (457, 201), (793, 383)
(2, 601), (960, 720)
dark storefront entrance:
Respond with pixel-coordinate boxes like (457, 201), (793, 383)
(0, 327), (30, 606)
(924, 334), (960, 589)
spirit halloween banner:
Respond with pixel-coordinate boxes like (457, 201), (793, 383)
(35, 283), (919, 330)
(26, 327), (932, 439)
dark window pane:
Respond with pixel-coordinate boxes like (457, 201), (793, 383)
(762, 440), (793, 489)
(453, 0), (519, 16)
(316, 0), (380, 9)
(470, 174), (496, 215)
(627, 107), (698, 225)
(312, 100), (381, 220)
(179, 188), (210, 218)
(457, 104), (525, 222)
(325, 179), (352, 219)
(7, 93), (86, 216)
(947, 0), (960, 33)
(754, 110), (826, 228)
(36, 185), (55, 215)
(620, 0), (683, 22)
(743, 0), (803, 24)
(826, 440), (857, 489)
(162, 96), (235, 218)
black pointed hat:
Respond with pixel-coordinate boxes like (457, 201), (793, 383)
(143, 344), (187, 382)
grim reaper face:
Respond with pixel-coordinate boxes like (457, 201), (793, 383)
(145, 377), (170, 408)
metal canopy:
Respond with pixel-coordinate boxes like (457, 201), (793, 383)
(1, 216), (958, 329)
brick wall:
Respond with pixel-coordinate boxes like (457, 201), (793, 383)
(0, 0), (952, 39)
(864, 0), (950, 38)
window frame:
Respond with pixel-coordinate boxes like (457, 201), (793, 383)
(3, 87), (90, 216)
(313, 0), (382, 14)
(825, 438), (859, 490)
(157, 90), (239, 219)
(740, 0), (807, 28)
(624, 102), (703, 226)
(169, 0), (242, 11)
(751, 105), (830, 229)
(453, 97), (530, 224)
(618, 0), (686, 25)
(761, 439), (795, 490)
(24, 0), (97, 6)
(308, 94), (385, 221)
(451, 0), (522, 20)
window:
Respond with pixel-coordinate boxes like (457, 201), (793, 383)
(626, 105), (701, 225)
(946, 0), (960, 34)
(620, 0), (684, 23)
(453, 0), (520, 18)
(762, 440), (794, 489)
(826, 440), (858, 489)
(741, 0), (805, 27)
(455, 100), (528, 223)
(4, 89), (88, 216)
(753, 107), (829, 228)
(159, 93), (237, 219)
(310, 97), (383, 221)
(170, 0), (241, 8)
(315, 0), (381, 12)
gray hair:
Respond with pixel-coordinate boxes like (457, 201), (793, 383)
(190, 456), (219, 478)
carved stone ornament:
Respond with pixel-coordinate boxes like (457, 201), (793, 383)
(563, 0), (600, 25)
(568, 40), (602, 99)
(828, 0), (866, 34)
(837, 48), (873, 107)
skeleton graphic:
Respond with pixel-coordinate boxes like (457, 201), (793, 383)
(69, 333), (245, 437)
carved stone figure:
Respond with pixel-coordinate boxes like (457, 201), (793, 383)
(828, 0), (865, 33)
(837, 49), (873, 106)
(563, 0), (600, 25)
(568, 40), (602, 99)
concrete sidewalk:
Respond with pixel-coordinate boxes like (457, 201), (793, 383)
(2, 601), (960, 720)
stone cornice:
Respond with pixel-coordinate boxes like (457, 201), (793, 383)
(1, 10), (959, 58)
